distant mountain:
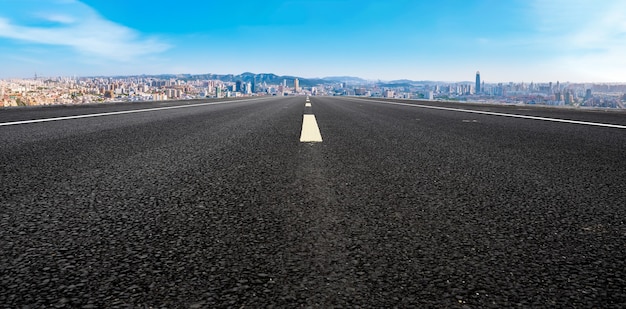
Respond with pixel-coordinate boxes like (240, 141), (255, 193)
(378, 82), (413, 88)
(93, 73), (467, 86)
(387, 79), (417, 84)
(155, 73), (328, 87)
(323, 76), (369, 83)
(386, 79), (447, 85)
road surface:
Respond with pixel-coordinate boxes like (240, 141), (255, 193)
(1, 96), (625, 307)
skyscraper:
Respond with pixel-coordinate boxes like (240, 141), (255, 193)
(294, 78), (300, 92)
(475, 71), (481, 94)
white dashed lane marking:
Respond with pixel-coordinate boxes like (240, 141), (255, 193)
(300, 97), (321, 142)
(300, 114), (323, 142)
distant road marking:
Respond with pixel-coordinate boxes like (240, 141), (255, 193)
(348, 98), (626, 129)
(305, 103), (312, 107)
(300, 114), (323, 142)
(0, 98), (267, 127)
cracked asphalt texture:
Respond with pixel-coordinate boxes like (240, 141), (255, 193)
(1, 96), (625, 308)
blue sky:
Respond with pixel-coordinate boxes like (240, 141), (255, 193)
(0, 0), (625, 82)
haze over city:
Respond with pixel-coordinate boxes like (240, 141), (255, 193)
(1, 0), (625, 82)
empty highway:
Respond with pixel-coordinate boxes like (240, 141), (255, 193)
(1, 96), (625, 308)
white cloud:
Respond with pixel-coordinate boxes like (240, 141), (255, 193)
(530, 0), (626, 81)
(39, 14), (76, 25)
(0, 1), (170, 61)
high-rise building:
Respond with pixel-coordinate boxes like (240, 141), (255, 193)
(294, 78), (300, 92)
(475, 71), (481, 94)
(235, 80), (242, 93)
(565, 91), (574, 105)
(555, 92), (563, 102)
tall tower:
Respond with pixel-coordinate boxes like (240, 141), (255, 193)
(294, 78), (300, 92)
(475, 71), (481, 94)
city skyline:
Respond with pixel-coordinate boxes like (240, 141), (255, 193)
(1, 0), (625, 83)
(4, 71), (625, 109)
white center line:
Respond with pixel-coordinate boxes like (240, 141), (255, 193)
(300, 114), (323, 142)
(305, 103), (312, 107)
(0, 98), (268, 127)
(346, 97), (626, 129)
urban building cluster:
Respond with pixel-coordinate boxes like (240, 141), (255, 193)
(0, 76), (313, 107)
(346, 71), (626, 109)
(2, 72), (625, 109)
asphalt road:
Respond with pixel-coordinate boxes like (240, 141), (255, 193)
(1, 96), (625, 308)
